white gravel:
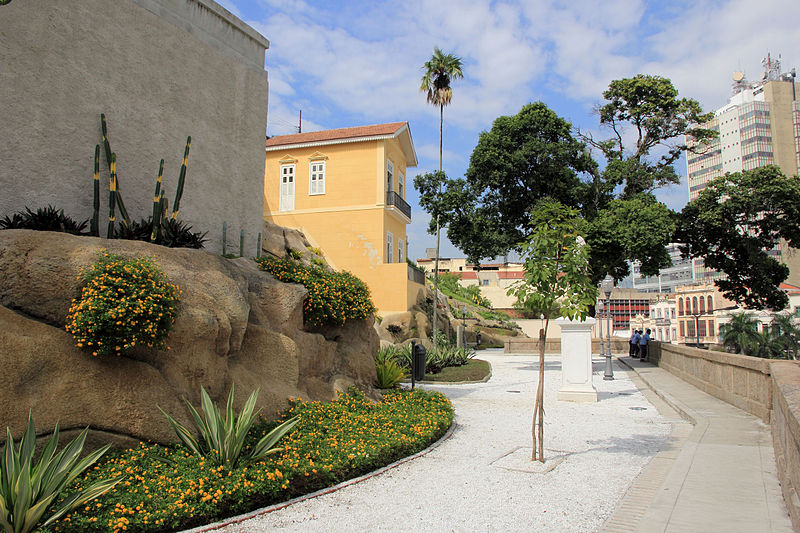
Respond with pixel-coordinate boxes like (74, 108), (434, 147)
(211, 351), (671, 533)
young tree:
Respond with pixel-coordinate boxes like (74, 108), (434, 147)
(419, 47), (464, 348)
(507, 200), (597, 462)
(675, 166), (800, 310)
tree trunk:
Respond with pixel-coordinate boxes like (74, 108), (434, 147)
(432, 105), (444, 349)
(532, 322), (548, 462)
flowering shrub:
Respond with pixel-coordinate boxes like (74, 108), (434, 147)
(65, 253), (181, 356)
(255, 256), (375, 328)
(49, 388), (453, 532)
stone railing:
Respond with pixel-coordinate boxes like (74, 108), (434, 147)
(504, 337), (630, 354)
(771, 362), (800, 530)
(648, 342), (800, 530)
(648, 342), (772, 421)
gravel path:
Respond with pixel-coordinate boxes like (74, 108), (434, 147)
(208, 351), (671, 533)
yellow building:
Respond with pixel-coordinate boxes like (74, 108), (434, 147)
(264, 122), (425, 314)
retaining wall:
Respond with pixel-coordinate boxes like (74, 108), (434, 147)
(504, 337), (629, 355)
(0, 0), (269, 255)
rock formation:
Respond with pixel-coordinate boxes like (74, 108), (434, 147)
(0, 230), (378, 448)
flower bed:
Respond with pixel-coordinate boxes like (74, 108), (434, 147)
(48, 388), (453, 532)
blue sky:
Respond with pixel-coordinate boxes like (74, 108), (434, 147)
(218, 0), (799, 262)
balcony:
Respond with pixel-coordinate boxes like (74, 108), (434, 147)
(386, 191), (411, 219)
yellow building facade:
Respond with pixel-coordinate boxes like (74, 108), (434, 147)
(264, 123), (425, 314)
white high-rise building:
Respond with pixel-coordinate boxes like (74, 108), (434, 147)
(687, 53), (800, 201)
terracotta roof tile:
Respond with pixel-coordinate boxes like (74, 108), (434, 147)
(266, 122), (408, 148)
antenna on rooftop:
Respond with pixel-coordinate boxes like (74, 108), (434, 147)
(298, 110), (302, 134)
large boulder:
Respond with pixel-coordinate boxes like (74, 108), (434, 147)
(0, 230), (378, 447)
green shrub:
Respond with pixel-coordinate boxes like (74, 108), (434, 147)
(255, 256), (375, 328)
(0, 415), (119, 533)
(311, 257), (325, 267)
(0, 206), (88, 235)
(307, 246), (323, 256)
(287, 248), (303, 260)
(375, 348), (406, 388)
(50, 388), (453, 532)
(159, 386), (298, 468)
(65, 253), (181, 356)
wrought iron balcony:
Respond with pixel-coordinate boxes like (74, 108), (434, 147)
(386, 191), (411, 219)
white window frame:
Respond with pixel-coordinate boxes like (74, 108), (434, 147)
(279, 164), (295, 212)
(309, 160), (326, 195)
(398, 238), (404, 263)
(399, 170), (405, 198)
(387, 160), (394, 192)
(386, 231), (394, 263)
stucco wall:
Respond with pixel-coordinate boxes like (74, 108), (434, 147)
(0, 0), (269, 255)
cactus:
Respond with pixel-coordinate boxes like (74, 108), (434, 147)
(150, 159), (165, 242)
(100, 114), (131, 228)
(171, 136), (191, 219)
(91, 145), (100, 236)
(107, 153), (118, 238)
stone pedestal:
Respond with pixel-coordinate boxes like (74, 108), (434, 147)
(556, 317), (597, 403)
(456, 325), (466, 348)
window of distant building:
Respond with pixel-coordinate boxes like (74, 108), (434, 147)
(386, 231), (393, 263)
(482, 279), (489, 286)
(678, 298), (684, 316)
(708, 296), (713, 313)
(387, 160), (394, 192)
(692, 297), (699, 315)
(309, 160), (326, 195)
(398, 238), (405, 263)
(699, 296), (705, 314)
(399, 170), (405, 198)
(680, 321), (685, 337)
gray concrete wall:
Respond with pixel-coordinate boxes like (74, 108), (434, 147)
(0, 0), (269, 255)
(770, 361), (800, 532)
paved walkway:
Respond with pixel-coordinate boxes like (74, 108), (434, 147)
(197, 352), (671, 532)
(602, 356), (793, 533)
(192, 351), (795, 532)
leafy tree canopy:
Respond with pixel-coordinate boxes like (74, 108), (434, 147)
(675, 165), (800, 310)
(436, 102), (597, 263)
(587, 74), (716, 198)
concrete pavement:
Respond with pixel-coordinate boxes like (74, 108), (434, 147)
(602, 356), (794, 533)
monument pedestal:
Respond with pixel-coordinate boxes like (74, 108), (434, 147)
(556, 317), (597, 403)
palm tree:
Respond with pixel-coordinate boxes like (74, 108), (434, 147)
(420, 47), (463, 347)
(769, 313), (800, 360)
(719, 312), (760, 355)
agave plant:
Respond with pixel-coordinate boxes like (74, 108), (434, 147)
(0, 206), (88, 235)
(159, 386), (299, 468)
(0, 415), (119, 533)
(375, 349), (406, 389)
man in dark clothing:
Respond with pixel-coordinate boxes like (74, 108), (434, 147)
(639, 329), (651, 361)
(629, 330), (640, 358)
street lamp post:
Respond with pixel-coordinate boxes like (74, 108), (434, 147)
(597, 300), (606, 358)
(691, 312), (701, 348)
(461, 306), (467, 328)
(601, 275), (615, 381)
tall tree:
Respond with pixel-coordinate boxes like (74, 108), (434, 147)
(438, 102), (597, 263)
(675, 166), (800, 310)
(419, 47), (463, 346)
(507, 200), (597, 462)
(719, 313), (762, 355)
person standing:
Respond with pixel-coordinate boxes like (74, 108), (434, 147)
(639, 328), (651, 361)
(629, 329), (641, 358)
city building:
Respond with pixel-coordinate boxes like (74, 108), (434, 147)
(264, 122), (425, 314)
(686, 53), (799, 200)
(674, 284), (739, 346)
(684, 54), (800, 290)
(595, 288), (658, 336)
(650, 295), (677, 343)
(415, 256), (525, 312)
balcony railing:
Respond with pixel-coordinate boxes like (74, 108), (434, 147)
(386, 191), (411, 219)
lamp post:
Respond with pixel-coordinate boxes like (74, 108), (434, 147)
(597, 300), (606, 358)
(601, 275), (615, 380)
(461, 306), (467, 328)
(691, 311), (701, 348)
